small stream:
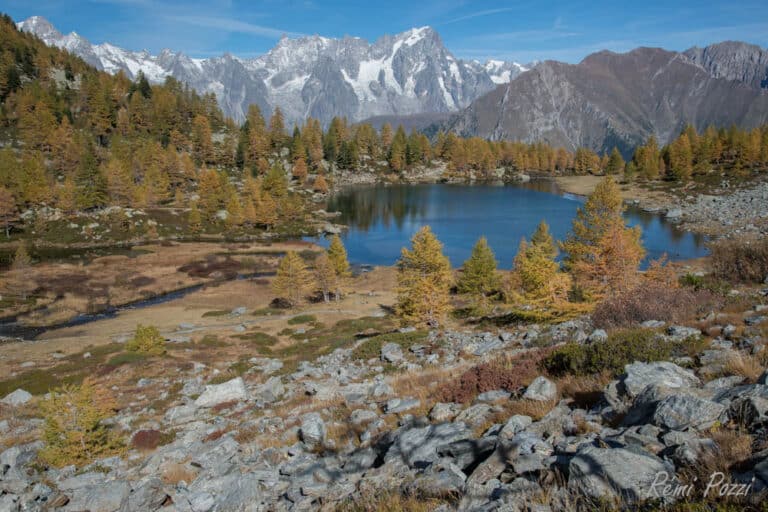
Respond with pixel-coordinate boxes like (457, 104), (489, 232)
(0, 271), (275, 340)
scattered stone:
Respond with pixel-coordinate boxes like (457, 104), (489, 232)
(475, 389), (511, 403)
(1, 389), (32, 406)
(194, 378), (248, 408)
(429, 402), (462, 422)
(588, 329), (608, 343)
(380, 342), (404, 363)
(499, 415), (533, 439)
(300, 413), (326, 450)
(523, 376), (557, 401)
(384, 397), (420, 414)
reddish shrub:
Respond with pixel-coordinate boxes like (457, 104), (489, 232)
(211, 400), (239, 413)
(203, 429), (226, 443)
(591, 284), (720, 329)
(438, 350), (547, 403)
(131, 429), (162, 450)
(710, 238), (768, 283)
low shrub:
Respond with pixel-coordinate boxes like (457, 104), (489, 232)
(125, 324), (166, 356)
(592, 284), (720, 329)
(351, 330), (428, 361)
(131, 429), (175, 451)
(438, 350), (548, 403)
(107, 352), (148, 366)
(542, 328), (674, 377)
(39, 379), (124, 467)
(287, 314), (317, 325)
(234, 331), (278, 353)
(202, 310), (229, 318)
(710, 238), (768, 283)
(197, 334), (227, 347)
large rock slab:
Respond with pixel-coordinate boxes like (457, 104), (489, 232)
(568, 445), (676, 503)
(652, 394), (727, 431)
(194, 377), (248, 408)
(385, 422), (470, 468)
(621, 362), (700, 398)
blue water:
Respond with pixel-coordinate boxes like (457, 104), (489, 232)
(310, 181), (708, 268)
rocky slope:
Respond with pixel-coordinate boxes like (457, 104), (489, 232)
(445, 46), (768, 156)
(684, 41), (768, 90)
(17, 16), (523, 126)
(2, 303), (768, 510)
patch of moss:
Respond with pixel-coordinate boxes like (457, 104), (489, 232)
(541, 328), (702, 377)
(107, 352), (149, 366)
(287, 314), (317, 325)
(251, 307), (283, 317)
(197, 334), (227, 347)
(351, 330), (428, 361)
(202, 310), (230, 318)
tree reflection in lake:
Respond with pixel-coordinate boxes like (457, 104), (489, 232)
(315, 182), (707, 268)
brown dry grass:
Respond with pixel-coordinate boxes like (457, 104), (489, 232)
(161, 461), (199, 485)
(336, 490), (452, 512)
(556, 371), (613, 409)
(724, 352), (764, 383)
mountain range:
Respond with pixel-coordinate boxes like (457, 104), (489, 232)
(17, 16), (527, 126)
(445, 42), (768, 155)
(17, 16), (768, 155)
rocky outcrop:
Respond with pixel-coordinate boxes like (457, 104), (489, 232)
(2, 308), (767, 510)
(445, 46), (768, 156)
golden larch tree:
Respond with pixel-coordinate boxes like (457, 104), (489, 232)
(396, 226), (452, 327)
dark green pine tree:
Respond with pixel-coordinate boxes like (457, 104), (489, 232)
(75, 143), (108, 209)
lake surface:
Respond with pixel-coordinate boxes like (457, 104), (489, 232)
(311, 181), (708, 268)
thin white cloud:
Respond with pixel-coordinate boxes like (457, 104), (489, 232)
(169, 15), (304, 38)
(441, 7), (518, 25)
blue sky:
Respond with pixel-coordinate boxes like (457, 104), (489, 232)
(2, 0), (767, 63)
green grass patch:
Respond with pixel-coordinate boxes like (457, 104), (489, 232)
(202, 310), (230, 318)
(197, 334), (228, 347)
(541, 328), (705, 377)
(107, 352), (149, 366)
(287, 314), (317, 325)
(233, 331), (278, 355)
(251, 307), (283, 317)
(273, 316), (395, 374)
(0, 343), (127, 396)
(351, 330), (428, 361)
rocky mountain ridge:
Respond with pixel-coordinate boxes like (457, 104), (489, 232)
(444, 44), (768, 155)
(17, 16), (527, 126)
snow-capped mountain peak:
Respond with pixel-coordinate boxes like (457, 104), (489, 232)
(17, 16), (527, 126)
(484, 59), (529, 84)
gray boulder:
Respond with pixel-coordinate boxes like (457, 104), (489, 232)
(194, 377), (248, 408)
(380, 342), (404, 363)
(429, 402), (462, 422)
(523, 376), (557, 401)
(300, 413), (326, 450)
(257, 376), (285, 403)
(499, 415), (533, 439)
(621, 362), (700, 398)
(385, 422), (470, 468)
(568, 445), (676, 503)
(384, 397), (420, 414)
(1, 389), (32, 406)
(652, 395), (727, 430)
(63, 481), (131, 512)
